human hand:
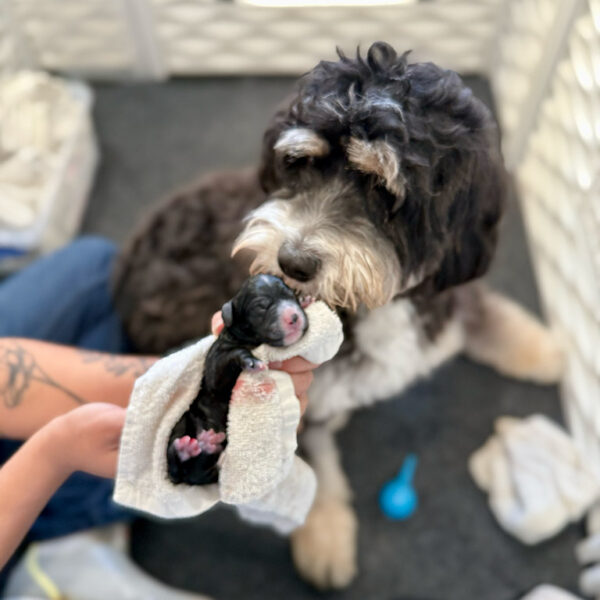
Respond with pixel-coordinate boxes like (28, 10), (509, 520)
(211, 311), (319, 418)
(43, 403), (126, 479)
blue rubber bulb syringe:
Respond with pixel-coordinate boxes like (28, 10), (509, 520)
(379, 453), (418, 520)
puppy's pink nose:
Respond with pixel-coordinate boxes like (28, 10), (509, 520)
(280, 303), (307, 345)
(281, 305), (302, 326)
(278, 242), (321, 283)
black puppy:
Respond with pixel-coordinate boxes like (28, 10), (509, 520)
(167, 274), (309, 485)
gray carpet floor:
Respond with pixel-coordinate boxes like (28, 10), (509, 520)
(83, 77), (582, 600)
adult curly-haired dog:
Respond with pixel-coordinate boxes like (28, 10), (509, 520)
(113, 42), (563, 590)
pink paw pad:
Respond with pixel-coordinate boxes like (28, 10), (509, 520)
(300, 295), (314, 309)
(173, 435), (202, 461)
(196, 429), (226, 454)
(247, 359), (266, 372)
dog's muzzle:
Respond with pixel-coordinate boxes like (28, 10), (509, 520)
(277, 241), (322, 283)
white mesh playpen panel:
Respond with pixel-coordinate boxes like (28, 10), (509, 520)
(514, 0), (600, 475)
(0, 4), (17, 69)
(8, 0), (148, 76)
(147, 0), (504, 75)
(491, 0), (561, 164)
(3, 0), (506, 77)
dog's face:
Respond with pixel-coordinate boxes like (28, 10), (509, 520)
(222, 274), (308, 347)
(233, 42), (506, 311)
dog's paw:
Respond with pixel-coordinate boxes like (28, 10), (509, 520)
(196, 429), (226, 453)
(299, 295), (315, 309)
(241, 356), (266, 372)
(491, 325), (566, 385)
(521, 328), (566, 384)
(172, 436), (202, 461)
(291, 498), (358, 590)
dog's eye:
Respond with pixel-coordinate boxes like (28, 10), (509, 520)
(377, 183), (404, 214)
(372, 176), (386, 189)
(283, 155), (312, 169)
(369, 176), (391, 196)
(252, 298), (271, 312)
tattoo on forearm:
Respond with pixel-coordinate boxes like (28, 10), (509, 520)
(0, 342), (85, 408)
(78, 351), (154, 378)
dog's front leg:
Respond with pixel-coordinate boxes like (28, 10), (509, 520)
(291, 420), (358, 590)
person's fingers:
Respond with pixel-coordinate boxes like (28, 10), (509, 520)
(297, 393), (309, 417)
(269, 360), (316, 415)
(98, 405), (126, 442)
(269, 356), (319, 373)
(291, 371), (313, 398)
(211, 312), (225, 336)
(105, 404), (127, 427)
(102, 449), (120, 479)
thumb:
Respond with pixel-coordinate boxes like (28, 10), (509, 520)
(211, 312), (225, 336)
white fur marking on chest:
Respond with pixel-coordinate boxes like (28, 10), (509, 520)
(307, 299), (465, 421)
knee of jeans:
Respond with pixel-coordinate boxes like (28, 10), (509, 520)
(69, 236), (118, 268)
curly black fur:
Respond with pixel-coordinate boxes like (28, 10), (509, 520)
(112, 169), (266, 354)
(259, 42), (506, 296)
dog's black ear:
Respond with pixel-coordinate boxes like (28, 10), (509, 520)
(259, 101), (293, 193)
(432, 148), (506, 292)
(221, 301), (233, 328)
(393, 61), (508, 293)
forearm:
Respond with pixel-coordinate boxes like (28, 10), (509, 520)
(0, 338), (157, 439)
(0, 424), (68, 568)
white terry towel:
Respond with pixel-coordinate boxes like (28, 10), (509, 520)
(469, 415), (600, 545)
(114, 301), (343, 534)
(520, 585), (582, 600)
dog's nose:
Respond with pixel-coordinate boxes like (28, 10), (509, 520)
(277, 243), (321, 282)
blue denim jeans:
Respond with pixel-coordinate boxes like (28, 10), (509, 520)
(0, 236), (134, 544)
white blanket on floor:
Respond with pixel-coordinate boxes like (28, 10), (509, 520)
(520, 585), (582, 600)
(113, 301), (343, 534)
(470, 414), (600, 545)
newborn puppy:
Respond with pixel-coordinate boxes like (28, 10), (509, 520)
(167, 274), (309, 485)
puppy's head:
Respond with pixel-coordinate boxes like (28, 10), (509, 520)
(222, 274), (308, 347)
(234, 42), (506, 310)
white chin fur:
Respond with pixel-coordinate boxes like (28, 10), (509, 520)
(232, 201), (401, 311)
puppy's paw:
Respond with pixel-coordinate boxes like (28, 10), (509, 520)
(173, 436), (202, 461)
(291, 498), (358, 590)
(197, 429), (226, 453)
(241, 356), (266, 372)
(299, 295), (315, 309)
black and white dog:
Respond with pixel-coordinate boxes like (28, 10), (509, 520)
(113, 42), (563, 589)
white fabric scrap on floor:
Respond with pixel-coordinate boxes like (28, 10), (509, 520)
(520, 585), (582, 600)
(0, 71), (80, 229)
(469, 414), (600, 545)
